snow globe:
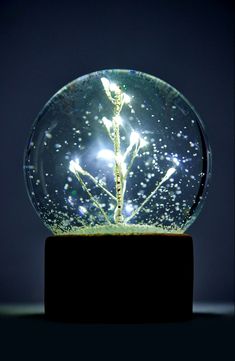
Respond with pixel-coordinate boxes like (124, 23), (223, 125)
(24, 69), (211, 321)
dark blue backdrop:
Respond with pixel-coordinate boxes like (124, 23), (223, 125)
(0, 0), (234, 302)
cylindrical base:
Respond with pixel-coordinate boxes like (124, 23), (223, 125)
(45, 234), (193, 322)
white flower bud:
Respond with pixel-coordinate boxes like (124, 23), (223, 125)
(69, 159), (86, 175)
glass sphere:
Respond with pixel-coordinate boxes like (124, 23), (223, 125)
(24, 69), (211, 235)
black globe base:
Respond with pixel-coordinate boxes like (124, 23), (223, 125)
(44, 234), (193, 322)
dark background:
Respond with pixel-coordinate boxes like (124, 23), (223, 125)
(0, 0), (233, 303)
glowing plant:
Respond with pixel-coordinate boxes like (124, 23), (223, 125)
(69, 77), (177, 226)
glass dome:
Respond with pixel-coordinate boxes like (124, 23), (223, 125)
(24, 69), (211, 235)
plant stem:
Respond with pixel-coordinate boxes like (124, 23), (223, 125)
(112, 90), (125, 223)
(125, 182), (162, 223)
(126, 167), (176, 222)
(73, 171), (111, 224)
(124, 143), (140, 180)
(82, 171), (116, 201)
(113, 115), (124, 223)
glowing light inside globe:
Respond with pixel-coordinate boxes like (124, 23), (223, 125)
(24, 69), (211, 235)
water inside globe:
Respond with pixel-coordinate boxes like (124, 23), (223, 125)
(24, 70), (211, 235)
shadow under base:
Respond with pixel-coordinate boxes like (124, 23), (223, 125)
(44, 233), (193, 322)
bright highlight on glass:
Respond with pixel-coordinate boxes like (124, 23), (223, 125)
(24, 69), (211, 235)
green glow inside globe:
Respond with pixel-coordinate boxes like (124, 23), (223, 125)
(24, 69), (211, 235)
